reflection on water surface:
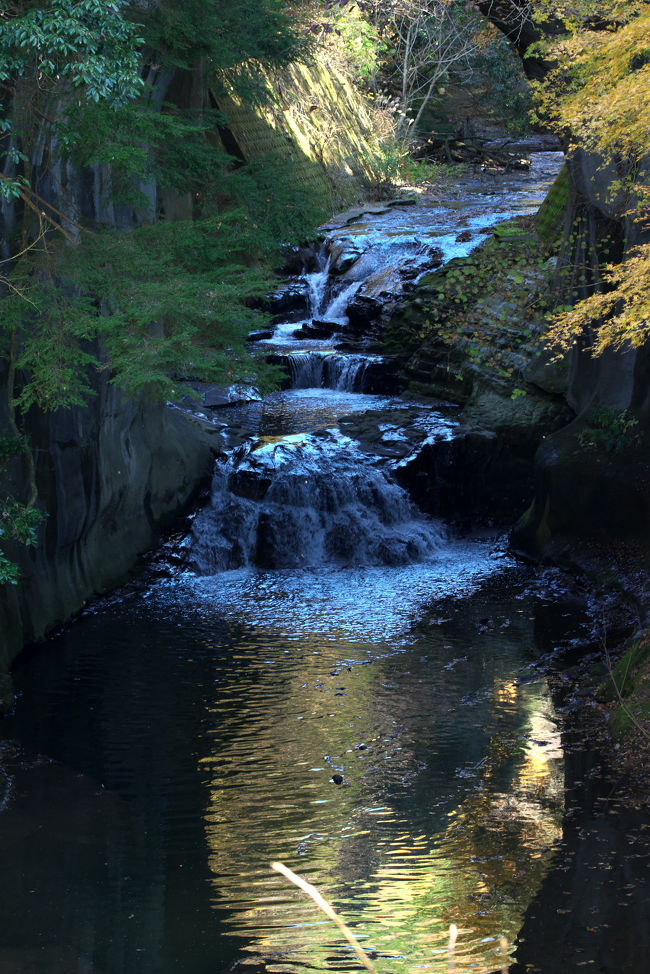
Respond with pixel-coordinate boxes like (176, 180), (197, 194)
(2, 559), (564, 974)
(187, 563), (563, 973)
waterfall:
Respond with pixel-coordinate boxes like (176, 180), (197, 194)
(322, 280), (362, 322)
(189, 432), (444, 573)
(283, 352), (375, 391)
(304, 250), (331, 317)
(331, 355), (371, 391)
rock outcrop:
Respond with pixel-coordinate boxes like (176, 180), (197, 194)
(0, 373), (218, 679)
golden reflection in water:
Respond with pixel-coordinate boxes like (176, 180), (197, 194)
(201, 629), (563, 973)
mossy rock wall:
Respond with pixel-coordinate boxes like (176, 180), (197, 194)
(215, 59), (383, 209)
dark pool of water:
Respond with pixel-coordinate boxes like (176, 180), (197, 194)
(0, 559), (581, 974)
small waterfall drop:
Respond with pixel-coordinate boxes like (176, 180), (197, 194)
(322, 280), (362, 322)
(189, 432), (444, 573)
(304, 250), (331, 317)
(284, 352), (376, 391)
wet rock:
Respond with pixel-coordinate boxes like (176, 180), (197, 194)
(189, 430), (443, 573)
(247, 328), (274, 342)
(264, 280), (310, 317)
(361, 358), (404, 395)
(328, 238), (367, 274)
(200, 385), (262, 408)
(345, 293), (385, 332)
(462, 378), (571, 433)
(279, 242), (322, 276)
(400, 246), (444, 280)
(228, 467), (273, 502)
(512, 424), (650, 562)
(293, 319), (339, 340)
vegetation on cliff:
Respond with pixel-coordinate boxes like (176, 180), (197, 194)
(528, 0), (650, 354)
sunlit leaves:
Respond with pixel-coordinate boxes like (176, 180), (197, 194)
(533, 3), (650, 357)
(547, 246), (650, 354)
(537, 13), (650, 158)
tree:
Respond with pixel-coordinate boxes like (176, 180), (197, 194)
(0, 0), (145, 583)
(0, 0), (144, 206)
(360, 0), (483, 139)
(533, 3), (650, 355)
(0, 0), (314, 584)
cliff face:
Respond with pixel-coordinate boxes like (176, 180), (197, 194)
(473, 4), (650, 565)
(0, 372), (216, 677)
(512, 152), (650, 565)
(0, 64), (216, 678)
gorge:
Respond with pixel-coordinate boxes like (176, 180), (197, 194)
(1, 2), (649, 973)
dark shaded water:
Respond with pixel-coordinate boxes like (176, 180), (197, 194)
(0, 156), (572, 974)
(1, 566), (569, 974)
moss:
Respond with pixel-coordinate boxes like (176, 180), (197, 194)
(599, 635), (650, 704)
(492, 222), (537, 243)
(597, 634), (650, 744)
(535, 165), (569, 249)
(386, 216), (555, 388)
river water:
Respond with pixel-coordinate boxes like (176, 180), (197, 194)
(0, 155), (573, 974)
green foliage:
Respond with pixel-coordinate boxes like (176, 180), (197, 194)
(0, 0), (331, 586)
(358, 138), (406, 196)
(2, 145), (328, 411)
(0, 0), (144, 202)
(531, 5), (650, 358)
(57, 98), (232, 208)
(143, 0), (307, 72)
(0, 435), (24, 465)
(323, 3), (387, 85)
(5, 215), (268, 409)
(478, 33), (532, 135)
(0, 437), (42, 585)
(398, 157), (455, 185)
(0, 0), (143, 103)
(223, 153), (331, 247)
(577, 408), (641, 455)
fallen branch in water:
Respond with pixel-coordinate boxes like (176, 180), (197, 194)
(270, 861), (379, 974)
(271, 860), (508, 973)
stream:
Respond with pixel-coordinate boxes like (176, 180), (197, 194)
(0, 155), (577, 974)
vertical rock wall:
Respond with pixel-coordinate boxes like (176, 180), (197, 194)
(0, 363), (217, 675)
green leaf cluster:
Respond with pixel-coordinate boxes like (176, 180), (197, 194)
(2, 141), (330, 410)
(0, 1), (326, 585)
(0, 0), (144, 105)
(577, 408), (641, 455)
(0, 437), (42, 585)
(142, 0), (308, 72)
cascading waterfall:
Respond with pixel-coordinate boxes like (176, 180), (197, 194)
(304, 249), (331, 317)
(284, 352), (376, 391)
(321, 280), (362, 321)
(1, 153), (575, 974)
(189, 431), (444, 573)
